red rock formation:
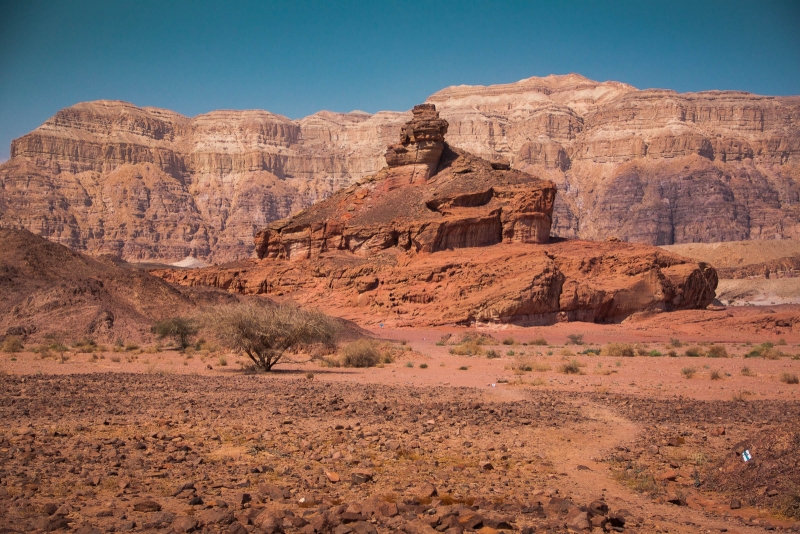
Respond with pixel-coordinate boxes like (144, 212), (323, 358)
(2, 74), (798, 261)
(155, 241), (717, 326)
(254, 105), (556, 262)
(155, 107), (717, 326)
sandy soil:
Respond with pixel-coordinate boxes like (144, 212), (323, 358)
(662, 240), (800, 269)
(2, 310), (800, 533)
(716, 279), (800, 306)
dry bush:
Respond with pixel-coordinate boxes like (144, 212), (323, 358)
(502, 337), (515, 345)
(780, 372), (799, 385)
(72, 337), (98, 353)
(566, 334), (584, 345)
(710, 370), (722, 380)
(706, 345), (728, 358)
(682, 367), (696, 378)
(340, 339), (381, 368)
(1, 336), (23, 353)
(206, 301), (338, 372)
(740, 366), (755, 377)
(559, 359), (583, 374)
(601, 343), (635, 357)
(449, 340), (483, 356)
(530, 337), (548, 346)
(745, 342), (784, 359)
(152, 317), (198, 349)
(684, 346), (703, 357)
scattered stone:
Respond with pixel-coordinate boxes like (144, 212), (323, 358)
(133, 499), (162, 513)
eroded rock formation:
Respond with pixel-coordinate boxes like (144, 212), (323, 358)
(2, 74), (798, 261)
(156, 107), (717, 326)
(156, 241), (718, 326)
(254, 105), (556, 261)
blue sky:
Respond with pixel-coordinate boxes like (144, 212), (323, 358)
(1, 0), (799, 162)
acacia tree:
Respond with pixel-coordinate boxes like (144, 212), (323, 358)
(207, 302), (338, 371)
(151, 317), (198, 349)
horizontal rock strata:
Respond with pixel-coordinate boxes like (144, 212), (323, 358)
(3, 74), (798, 261)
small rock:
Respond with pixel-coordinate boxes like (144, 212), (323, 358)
(351, 470), (373, 485)
(171, 515), (199, 533)
(133, 500), (162, 513)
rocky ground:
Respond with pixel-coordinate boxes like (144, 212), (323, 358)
(1, 356), (799, 533)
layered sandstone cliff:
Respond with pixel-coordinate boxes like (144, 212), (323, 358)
(2, 74), (798, 261)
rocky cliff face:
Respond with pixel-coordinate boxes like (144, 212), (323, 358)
(2, 74), (798, 261)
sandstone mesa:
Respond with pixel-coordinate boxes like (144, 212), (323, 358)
(1, 73), (798, 262)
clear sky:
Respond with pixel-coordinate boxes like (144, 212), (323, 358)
(1, 0), (799, 161)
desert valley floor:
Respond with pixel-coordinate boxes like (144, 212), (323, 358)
(2, 314), (800, 534)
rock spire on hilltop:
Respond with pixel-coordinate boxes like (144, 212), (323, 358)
(158, 107), (717, 327)
(253, 104), (557, 261)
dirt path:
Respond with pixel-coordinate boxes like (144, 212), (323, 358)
(533, 399), (776, 533)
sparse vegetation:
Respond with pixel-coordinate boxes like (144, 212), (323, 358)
(745, 342), (783, 359)
(502, 337), (515, 345)
(1, 336), (24, 353)
(485, 349), (499, 359)
(710, 370), (722, 380)
(780, 372), (799, 385)
(419, 363), (428, 369)
(458, 366), (468, 371)
(601, 343), (635, 358)
(218, 355), (228, 366)
(152, 317), (198, 349)
(207, 302), (338, 372)
(670, 338), (683, 348)
(685, 346), (702, 357)
(449, 340), (483, 356)
(706, 345), (728, 358)
(566, 334), (584, 345)
(740, 366), (755, 376)
(340, 339), (382, 368)
(531, 337), (548, 346)
(559, 359), (583, 374)
(682, 367), (696, 378)
(405, 361), (414, 368)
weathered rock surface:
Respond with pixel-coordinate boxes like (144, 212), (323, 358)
(158, 240), (717, 326)
(254, 105), (556, 261)
(157, 104), (716, 326)
(3, 74), (797, 261)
